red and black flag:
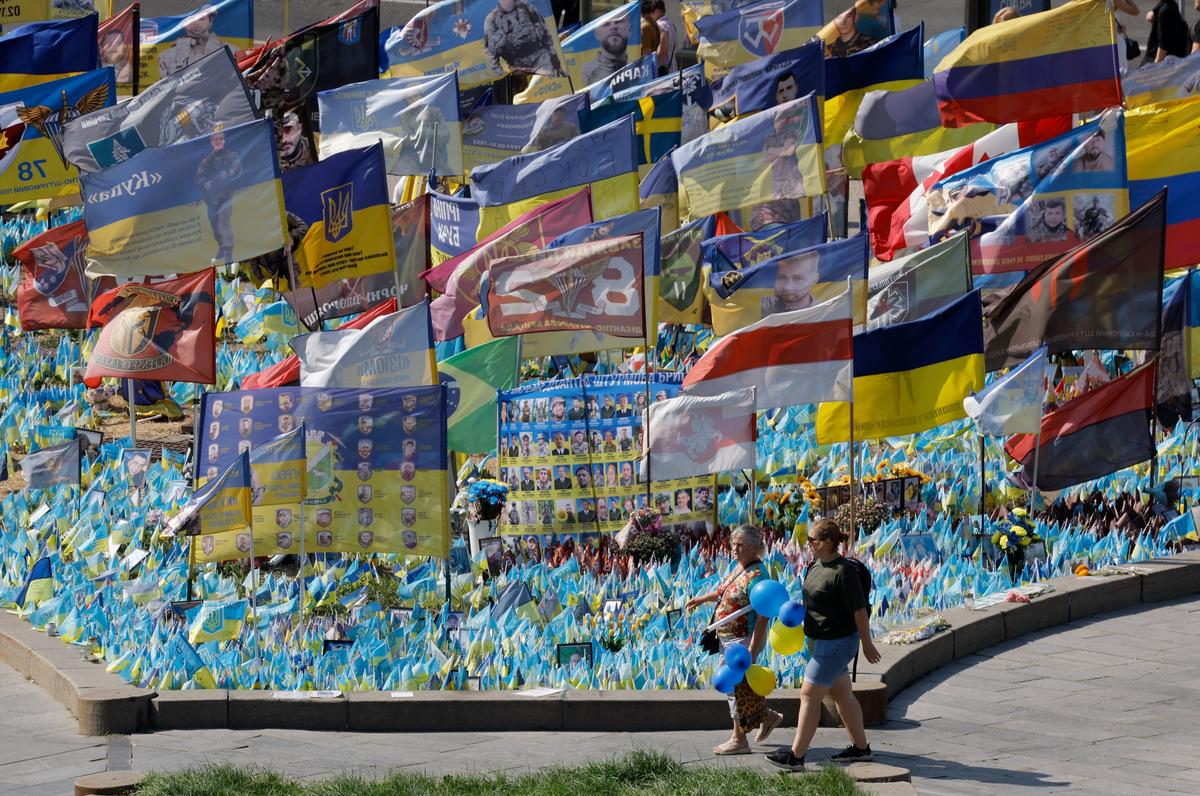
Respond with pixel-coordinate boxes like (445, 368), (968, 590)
(1005, 362), (1156, 492)
(85, 270), (217, 386)
(240, 0), (381, 171)
(983, 191), (1167, 372)
(14, 220), (113, 331)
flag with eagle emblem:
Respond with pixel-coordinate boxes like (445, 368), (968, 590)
(84, 269), (217, 385)
(0, 68), (114, 202)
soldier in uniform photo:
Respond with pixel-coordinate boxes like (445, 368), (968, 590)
(157, 5), (227, 78)
(484, 0), (565, 77)
(196, 129), (242, 264)
(582, 13), (631, 85)
(1026, 198), (1072, 243)
(762, 250), (820, 314)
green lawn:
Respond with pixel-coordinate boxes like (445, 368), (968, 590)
(137, 750), (865, 796)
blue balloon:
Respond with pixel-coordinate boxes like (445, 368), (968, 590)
(723, 643), (751, 672)
(749, 579), (789, 618)
(712, 665), (742, 694)
(778, 600), (806, 628)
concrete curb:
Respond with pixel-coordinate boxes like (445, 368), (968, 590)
(3, 550), (1198, 735)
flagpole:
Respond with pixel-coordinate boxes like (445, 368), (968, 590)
(127, 379), (136, 445)
(297, 422), (307, 623)
(131, 2), (141, 97)
(978, 432), (986, 539)
(248, 529), (261, 673)
(1030, 430), (1042, 510)
(848, 399), (857, 550)
(186, 536), (195, 601)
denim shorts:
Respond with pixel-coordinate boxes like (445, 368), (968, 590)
(803, 633), (859, 688)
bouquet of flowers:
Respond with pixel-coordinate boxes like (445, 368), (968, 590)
(616, 507), (679, 564)
(991, 521), (1042, 582)
(465, 479), (509, 522)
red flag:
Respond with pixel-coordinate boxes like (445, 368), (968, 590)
(240, 297), (398, 388)
(99, 3), (138, 92)
(15, 220), (113, 331)
(85, 270), (216, 386)
(864, 117), (1070, 261)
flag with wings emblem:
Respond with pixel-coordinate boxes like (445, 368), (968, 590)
(18, 83), (110, 167)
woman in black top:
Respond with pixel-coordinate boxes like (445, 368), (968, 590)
(766, 519), (882, 772)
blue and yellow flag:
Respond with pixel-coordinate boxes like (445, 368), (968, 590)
(701, 213), (827, 273)
(384, 0), (568, 88)
(0, 15), (98, 93)
(694, 0), (823, 78)
(187, 599), (248, 645)
(824, 26), (926, 166)
(168, 450), (251, 536)
(0, 68), (115, 203)
(167, 635), (218, 689)
(694, 41), (823, 116)
(516, 0), (642, 103)
(82, 119), (286, 279)
(671, 92), (824, 220)
(583, 90), (683, 174)
(1122, 52), (1200, 109)
(639, 148), (679, 233)
(249, 426), (306, 508)
(286, 142), (395, 290)
(14, 555), (52, 610)
(139, 0), (253, 86)
(1187, 270), (1200, 379)
(816, 290), (986, 443)
(470, 114), (639, 238)
(707, 234), (868, 335)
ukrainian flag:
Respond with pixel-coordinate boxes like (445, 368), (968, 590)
(694, 0), (823, 76)
(14, 555), (52, 610)
(825, 26), (926, 163)
(168, 450), (252, 536)
(187, 599), (248, 645)
(816, 290), (985, 443)
(138, 0), (253, 87)
(516, 1), (642, 104)
(1187, 271), (1200, 379)
(1122, 52), (1200, 109)
(248, 426), (306, 507)
(288, 143), (396, 290)
(1126, 96), (1200, 271)
(933, 0), (1121, 127)
(707, 235), (869, 336)
(0, 15), (98, 92)
(168, 635), (218, 689)
(469, 114), (639, 239)
(82, 119), (286, 279)
(0, 69), (115, 203)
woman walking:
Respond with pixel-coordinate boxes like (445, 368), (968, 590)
(685, 525), (783, 755)
(767, 518), (881, 771)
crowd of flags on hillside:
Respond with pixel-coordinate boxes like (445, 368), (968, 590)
(0, 0), (1195, 688)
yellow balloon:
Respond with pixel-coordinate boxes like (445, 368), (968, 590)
(769, 620), (805, 656)
(745, 664), (777, 697)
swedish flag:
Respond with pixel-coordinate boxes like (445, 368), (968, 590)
(584, 91), (683, 169)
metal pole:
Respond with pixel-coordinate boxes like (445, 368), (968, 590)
(979, 433), (986, 537)
(1030, 431), (1042, 510)
(127, 379), (136, 445)
(248, 529), (260, 672)
(848, 399), (857, 549)
(297, 424), (308, 623)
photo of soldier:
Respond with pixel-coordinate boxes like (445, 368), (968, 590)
(157, 5), (228, 78)
(1074, 194), (1115, 239)
(582, 13), (631, 85)
(1026, 197), (1072, 243)
(483, 0), (566, 77)
(1073, 129), (1115, 173)
(761, 249), (819, 314)
(195, 128), (242, 264)
(100, 27), (133, 85)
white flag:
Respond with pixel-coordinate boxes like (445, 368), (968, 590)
(291, 301), (437, 389)
(963, 346), (1046, 436)
(644, 387), (756, 481)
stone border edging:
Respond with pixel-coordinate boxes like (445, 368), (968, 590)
(3, 550), (1198, 735)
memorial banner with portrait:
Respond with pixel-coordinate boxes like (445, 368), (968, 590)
(515, 1), (641, 103)
(924, 110), (1128, 275)
(383, 0), (568, 89)
(99, 2), (136, 95)
(461, 94), (588, 173)
(195, 385), (450, 558)
(81, 119), (286, 279)
(496, 373), (716, 542)
(138, 0), (253, 87)
(706, 234), (868, 336)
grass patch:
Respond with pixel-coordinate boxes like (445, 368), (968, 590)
(138, 750), (865, 796)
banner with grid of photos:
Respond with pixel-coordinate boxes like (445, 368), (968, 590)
(818, 475), (924, 515)
(497, 373), (717, 542)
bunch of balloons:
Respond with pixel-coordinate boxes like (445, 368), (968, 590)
(711, 578), (806, 697)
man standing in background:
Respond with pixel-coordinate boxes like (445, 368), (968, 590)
(651, 0), (677, 76)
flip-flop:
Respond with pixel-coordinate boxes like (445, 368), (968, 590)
(713, 742), (751, 756)
(755, 710), (783, 743)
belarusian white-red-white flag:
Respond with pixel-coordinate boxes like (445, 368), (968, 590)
(864, 116), (1071, 261)
(644, 387), (756, 481)
(683, 290), (853, 410)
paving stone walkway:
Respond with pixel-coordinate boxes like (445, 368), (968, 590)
(2, 596), (1198, 794)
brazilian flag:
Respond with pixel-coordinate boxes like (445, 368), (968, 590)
(438, 337), (520, 454)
